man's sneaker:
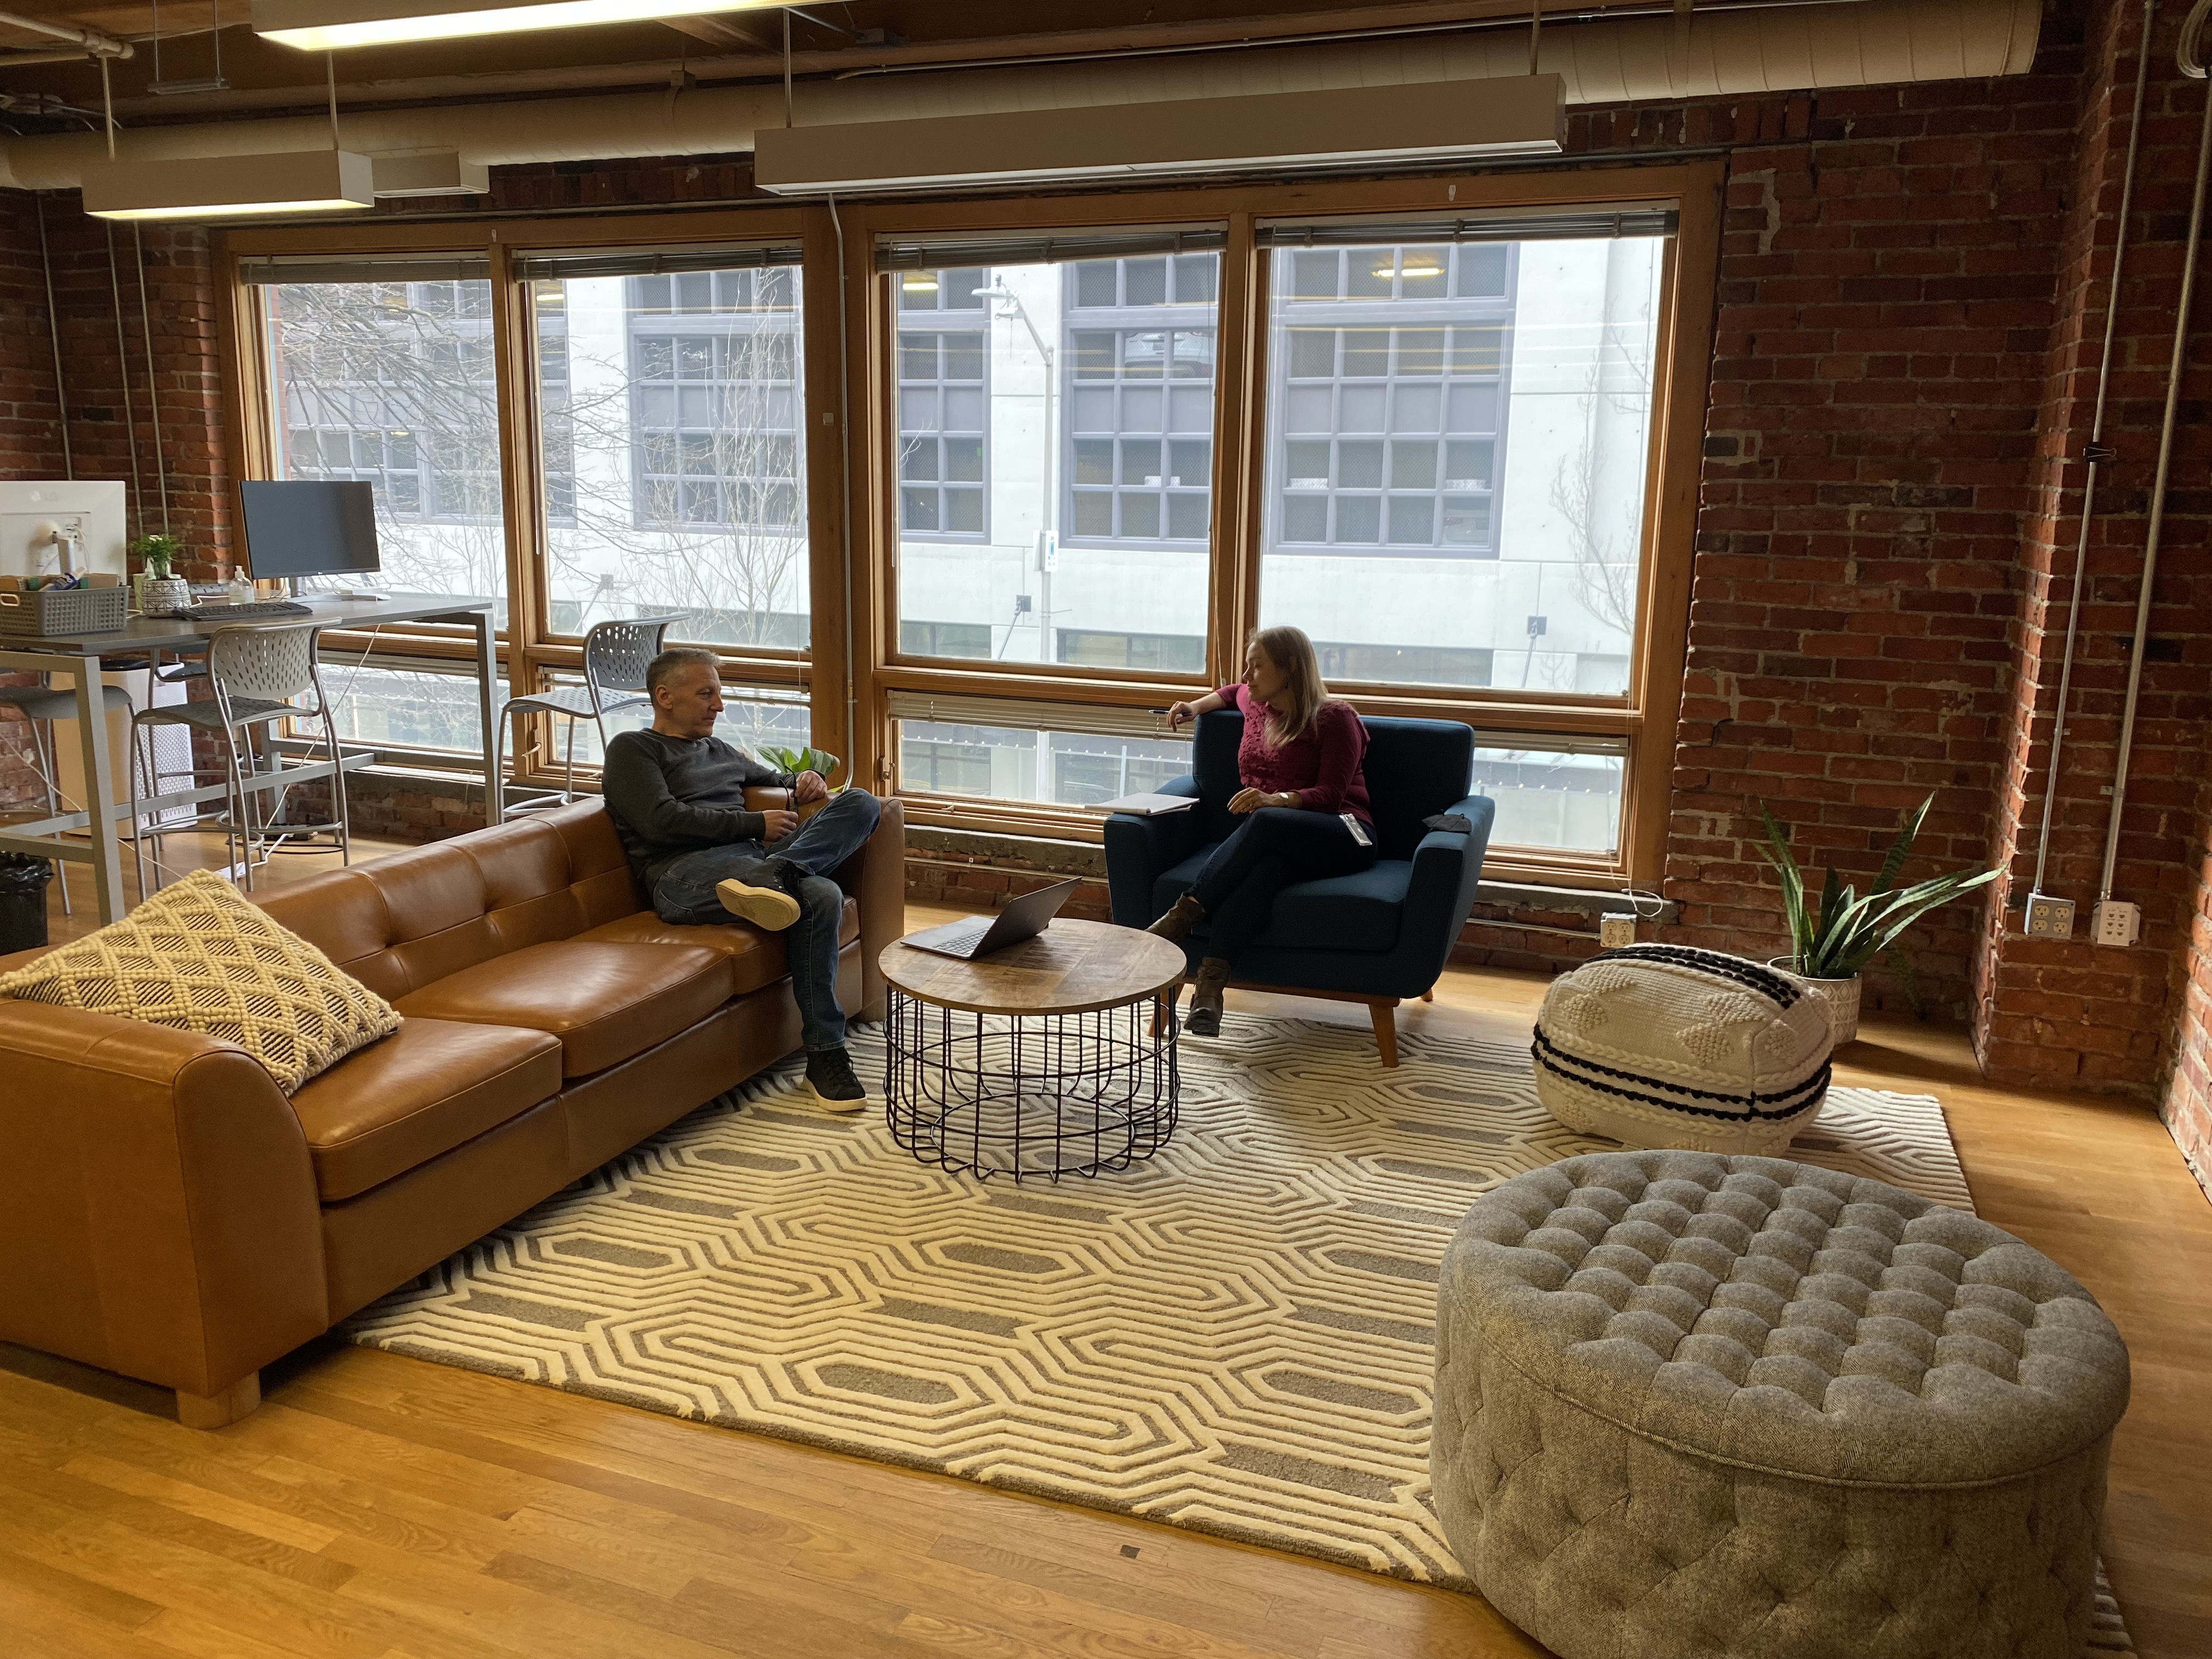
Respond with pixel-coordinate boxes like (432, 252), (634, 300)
(718, 876), (800, 931)
(805, 1047), (869, 1110)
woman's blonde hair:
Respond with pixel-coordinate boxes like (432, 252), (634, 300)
(1248, 625), (1331, 746)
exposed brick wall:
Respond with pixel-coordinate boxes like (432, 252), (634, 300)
(1972, 0), (2212, 1098)
(0, 199), (234, 812)
(1656, 37), (2086, 1026)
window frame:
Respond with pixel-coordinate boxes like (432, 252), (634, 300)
(214, 168), (1715, 887)
(217, 213), (825, 798)
(852, 174), (1713, 884)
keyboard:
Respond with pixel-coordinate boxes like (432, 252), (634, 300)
(917, 917), (992, 958)
(178, 600), (314, 620)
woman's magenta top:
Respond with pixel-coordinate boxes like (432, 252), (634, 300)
(1218, 683), (1373, 821)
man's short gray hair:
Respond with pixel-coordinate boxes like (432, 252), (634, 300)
(646, 647), (720, 698)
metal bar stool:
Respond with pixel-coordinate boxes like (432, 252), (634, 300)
(494, 614), (682, 822)
(0, 678), (136, 915)
(127, 624), (353, 896)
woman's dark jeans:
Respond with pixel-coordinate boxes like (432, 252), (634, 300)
(1189, 806), (1376, 965)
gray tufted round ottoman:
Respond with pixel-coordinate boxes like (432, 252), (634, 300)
(1432, 1150), (2129, 1659)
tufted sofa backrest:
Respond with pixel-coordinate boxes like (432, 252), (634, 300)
(253, 801), (642, 1001)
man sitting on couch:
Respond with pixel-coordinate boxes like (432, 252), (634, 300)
(602, 647), (882, 1108)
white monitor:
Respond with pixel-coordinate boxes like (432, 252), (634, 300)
(0, 480), (128, 582)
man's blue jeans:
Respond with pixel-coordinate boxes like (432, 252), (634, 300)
(652, 788), (882, 1054)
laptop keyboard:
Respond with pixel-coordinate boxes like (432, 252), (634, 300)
(933, 918), (991, 955)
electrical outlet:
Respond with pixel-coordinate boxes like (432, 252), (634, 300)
(1599, 913), (1637, 949)
(2092, 900), (2141, 949)
(2023, 893), (2076, 940)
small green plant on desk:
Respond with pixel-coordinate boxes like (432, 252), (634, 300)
(130, 533), (180, 579)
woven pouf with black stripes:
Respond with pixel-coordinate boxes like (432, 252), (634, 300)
(1532, 944), (1834, 1155)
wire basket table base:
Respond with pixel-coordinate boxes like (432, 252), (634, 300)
(885, 993), (1180, 1182)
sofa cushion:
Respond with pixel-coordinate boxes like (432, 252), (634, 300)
(574, 897), (860, 996)
(290, 1018), (563, 1201)
(393, 941), (732, 1078)
(0, 868), (400, 1091)
(1154, 848), (1409, 955)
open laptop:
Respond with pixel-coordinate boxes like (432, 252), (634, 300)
(902, 879), (1081, 960)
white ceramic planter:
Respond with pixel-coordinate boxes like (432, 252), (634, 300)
(1770, 958), (1861, 1045)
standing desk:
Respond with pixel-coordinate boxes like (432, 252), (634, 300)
(0, 592), (497, 925)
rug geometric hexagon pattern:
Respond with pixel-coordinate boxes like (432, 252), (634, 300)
(347, 1012), (2134, 1656)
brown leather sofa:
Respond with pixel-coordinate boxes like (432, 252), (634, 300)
(0, 792), (904, 1427)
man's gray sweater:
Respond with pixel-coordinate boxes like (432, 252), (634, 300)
(601, 727), (795, 890)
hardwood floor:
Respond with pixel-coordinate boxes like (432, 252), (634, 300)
(3, 862), (2207, 1658)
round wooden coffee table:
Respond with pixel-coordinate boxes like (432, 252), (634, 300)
(878, 919), (1186, 1182)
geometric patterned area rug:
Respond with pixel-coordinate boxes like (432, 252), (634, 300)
(347, 1011), (2135, 1655)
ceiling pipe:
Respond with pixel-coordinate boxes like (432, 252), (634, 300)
(0, 0), (2039, 193)
(0, 9), (131, 58)
(87, 0), (1870, 119)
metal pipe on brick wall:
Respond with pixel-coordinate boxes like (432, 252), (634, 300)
(2099, 0), (2212, 904)
(2031, 0), (2156, 899)
(0, 0), (2040, 191)
(35, 193), (70, 479)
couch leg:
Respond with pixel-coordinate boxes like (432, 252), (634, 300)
(176, 1372), (260, 1429)
(1370, 1001), (1400, 1068)
(1420, 986), (1434, 1003)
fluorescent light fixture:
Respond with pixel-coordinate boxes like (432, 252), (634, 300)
(755, 75), (1565, 195)
(371, 151), (490, 196)
(252, 0), (780, 50)
(1400, 254), (1444, 278)
(901, 272), (939, 292)
(81, 150), (375, 221)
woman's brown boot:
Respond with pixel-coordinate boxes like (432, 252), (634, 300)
(1184, 957), (1232, 1037)
(1146, 892), (1205, 945)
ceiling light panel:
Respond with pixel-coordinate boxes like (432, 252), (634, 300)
(252, 0), (782, 50)
(81, 150), (376, 221)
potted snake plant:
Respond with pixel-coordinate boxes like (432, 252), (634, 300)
(1757, 794), (1999, 1043)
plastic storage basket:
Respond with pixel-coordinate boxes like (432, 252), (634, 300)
(0, 585), (130, 637)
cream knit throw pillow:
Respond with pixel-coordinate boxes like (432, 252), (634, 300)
(0, 868), (399, 1092)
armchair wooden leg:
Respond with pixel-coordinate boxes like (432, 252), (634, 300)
(176, 1372), (259, 1429)
(1370, 1001), (1400, 1068)
(1420, 987), (1435, 1003)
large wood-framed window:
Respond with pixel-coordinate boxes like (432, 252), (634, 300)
(218, 211), (828, 792)
(215, 164), (1714, 885)
(845, 168), (1717, 888)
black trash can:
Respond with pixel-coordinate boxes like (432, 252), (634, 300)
(0, 853), (53, 953)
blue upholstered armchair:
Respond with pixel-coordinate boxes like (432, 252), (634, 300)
(1103, 710), (1494, 1065)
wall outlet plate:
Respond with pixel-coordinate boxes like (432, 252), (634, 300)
(2092, 899), (2141, 949)
(1599, 913), (1637, 949)
(2024, 893), (2076, 939)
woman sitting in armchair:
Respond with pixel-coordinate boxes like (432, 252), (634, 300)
(1147, 624), (1374, 1037)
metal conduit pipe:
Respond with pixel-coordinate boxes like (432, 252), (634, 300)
(2028, 0), (2155, 901)
(0, 9), (129, 57)
(2098, 0), (2212, 903)
(0, 0), (2038, 191)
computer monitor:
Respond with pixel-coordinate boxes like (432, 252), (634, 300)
(238, 480), (381, 581)
(0, 479), (127, 582)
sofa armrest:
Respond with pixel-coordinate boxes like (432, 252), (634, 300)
(1102, 775), (1205, 927)
(1392, 794), (1499, 990)
(0, 1000), (329, 1401)
(833, 794), (905, 1020)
